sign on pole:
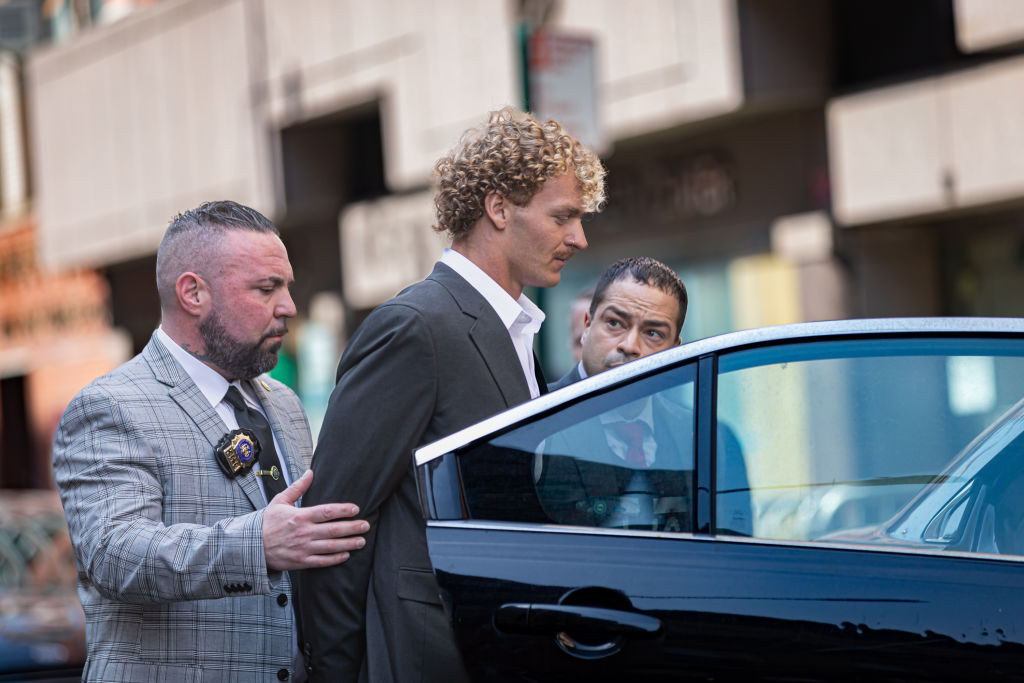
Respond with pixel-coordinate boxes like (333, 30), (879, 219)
(529, 30), (607, 155)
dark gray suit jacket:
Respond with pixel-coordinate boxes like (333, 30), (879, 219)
(296, 262), (538, 683)
(548, 361), (584, 393)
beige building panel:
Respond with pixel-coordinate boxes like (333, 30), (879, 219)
(954, 0), (1024, 52)
(30, 0), (751, 268)
(29, 0), (270, 270)
(829, 56), (1024, 226)
(945, 56), (1024, 206)
(262, 0), (414, 75)
(340, 191), (446, 310)
(262, 0), (519, 191)
(556, 0), (743, 140)
(827, 81), (948, 226)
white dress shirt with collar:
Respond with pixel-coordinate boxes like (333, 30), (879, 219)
(576, 361), (588, 380)
(440, 248), (546, 398)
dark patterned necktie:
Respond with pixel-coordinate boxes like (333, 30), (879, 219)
(610, 421), (649, 469)
(223, 386), (287, 500)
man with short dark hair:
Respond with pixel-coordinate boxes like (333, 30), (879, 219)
(53, 200), (368, 682)
(296, 108), (606, 682)
(550, 256), (688, 391)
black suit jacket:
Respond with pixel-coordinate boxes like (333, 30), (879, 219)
(296, 263), (537, 683)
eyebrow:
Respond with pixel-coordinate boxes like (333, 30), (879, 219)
(604, 305), (672, 329)
(255, 276), (292, 287)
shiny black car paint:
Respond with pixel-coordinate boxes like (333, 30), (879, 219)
(415, 319), (1024, 681)
(429, 524), (1024, 682)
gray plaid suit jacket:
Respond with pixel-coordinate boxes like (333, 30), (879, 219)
(53, 333), (312, 683)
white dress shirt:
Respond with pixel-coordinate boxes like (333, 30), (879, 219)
(440, 248), (546, 398)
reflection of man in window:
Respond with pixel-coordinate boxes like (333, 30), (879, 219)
(540, 258), (691, 529)
(539, 257), (751, 535)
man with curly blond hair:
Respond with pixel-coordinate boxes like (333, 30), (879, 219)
(296, 108), (606, 682)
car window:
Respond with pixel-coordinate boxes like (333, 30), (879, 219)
(716, 338), (1024, 557)
(457, 364), (697, 531)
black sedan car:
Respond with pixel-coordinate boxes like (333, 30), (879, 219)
(414, 317), (1024, 682)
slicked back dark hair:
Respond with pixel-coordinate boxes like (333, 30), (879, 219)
(156, 200), (279, 308)
(589, 257), (688, 338)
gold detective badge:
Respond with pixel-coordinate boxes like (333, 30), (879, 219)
(214, 428), (261, 478)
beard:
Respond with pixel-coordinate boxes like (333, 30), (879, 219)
(199, 307), (283, 380)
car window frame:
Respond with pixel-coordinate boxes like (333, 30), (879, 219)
(707, 333), (1024, 561)
(416, 324), (1024, 564)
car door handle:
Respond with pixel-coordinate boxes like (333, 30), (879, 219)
(494, 603), (662, 638)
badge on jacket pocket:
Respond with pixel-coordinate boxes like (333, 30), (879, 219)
(214, 428), (261, 478)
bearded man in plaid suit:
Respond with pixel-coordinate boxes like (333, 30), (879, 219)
(53, 201), (368, 682)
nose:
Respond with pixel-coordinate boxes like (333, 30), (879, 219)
(618, 327), (642, 359)
(277, 289), (297, 319)
(567, 218), (588, 251)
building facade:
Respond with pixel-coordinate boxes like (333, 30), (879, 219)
(19, 0), (1024, 435)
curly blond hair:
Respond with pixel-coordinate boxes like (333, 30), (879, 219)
(433, 107), (606, 239)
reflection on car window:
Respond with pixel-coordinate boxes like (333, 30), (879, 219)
(716, 338), (1024, 558)
(457, 365), (699, 532)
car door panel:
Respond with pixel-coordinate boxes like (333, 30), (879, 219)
(429, 524), (1024, 681)
(415, 323), (1024, 681)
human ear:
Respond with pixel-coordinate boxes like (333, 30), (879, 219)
(484, 191), (508, 229)
(580, 311), (593, 344)
(176, 272), (207, 316)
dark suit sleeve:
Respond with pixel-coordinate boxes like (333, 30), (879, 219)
(296, 302), (438, 679)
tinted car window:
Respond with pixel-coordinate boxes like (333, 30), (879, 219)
(716, 338), (1024, 554)
(458, 365), (697, 531)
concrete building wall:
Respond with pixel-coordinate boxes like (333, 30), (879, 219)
(260, 0), (522, 191)
(828, 55), (1024, 227)
(954, 0), (1024, 52)
(552, 0), (744, 139)
(28, 0), (270, 271)
(27, 0), (749, 279)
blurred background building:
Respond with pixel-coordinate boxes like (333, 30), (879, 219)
(1, 0), (1023, 486)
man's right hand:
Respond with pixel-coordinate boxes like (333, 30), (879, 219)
(262, 469), (369, 571)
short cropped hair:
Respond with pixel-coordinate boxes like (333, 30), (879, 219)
(155, 200), (278, 308)
(433, 107), (606, 239)
(590, 257), (689, 338)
